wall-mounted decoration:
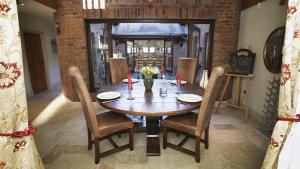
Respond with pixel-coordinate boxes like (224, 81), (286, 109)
(263, 26), (285, 74)
(55, 22), (60, 35)
(259, 76), (280, 137)
(229, 49), (256, 75)
(148, 0), (156, 8)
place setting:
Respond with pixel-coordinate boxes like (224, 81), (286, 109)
(176, 93), (203, 103)
(96, 91), (122, 103)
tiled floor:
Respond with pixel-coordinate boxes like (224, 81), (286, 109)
(28, 88), (268, 169)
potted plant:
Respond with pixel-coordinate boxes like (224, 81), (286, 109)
(140, 66), (160, 91)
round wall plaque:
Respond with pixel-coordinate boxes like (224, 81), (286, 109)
(263, 27), (285, 74)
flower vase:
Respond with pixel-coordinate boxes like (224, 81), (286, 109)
(143, 76), (154, 91)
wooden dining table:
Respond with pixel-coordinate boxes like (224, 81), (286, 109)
(96, 79), (204, 156)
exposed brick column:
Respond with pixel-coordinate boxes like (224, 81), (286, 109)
(56, 0), (88, 100)
(213, 0), (241, 67)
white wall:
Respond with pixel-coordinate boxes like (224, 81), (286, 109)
(238, 0), (287, 120)
(19, 12), (61, 97)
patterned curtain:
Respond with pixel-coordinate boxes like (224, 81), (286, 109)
(261, 1), (300, 169)
(0, 0), (44, 168)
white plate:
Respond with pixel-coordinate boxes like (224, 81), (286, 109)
(97, 91), (121, 100)
(122, 79), (139, 83)
(177, 94), (202, 103)
(169, 80), (187, 85)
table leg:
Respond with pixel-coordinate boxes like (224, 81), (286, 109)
(146, 116), (160, 156)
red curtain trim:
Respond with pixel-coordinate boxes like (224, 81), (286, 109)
(278, 114), (300, 122)
(0, 124), (36, 137)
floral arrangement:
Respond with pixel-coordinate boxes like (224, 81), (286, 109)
(140, 66), (160, 78)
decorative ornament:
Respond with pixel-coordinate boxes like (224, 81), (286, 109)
(280, 64), (291, 85)
(13, 140), (27, 152)
(0, 2), (11, 15)
(0, 62), (21, 89)
(259, 76), (280, 137)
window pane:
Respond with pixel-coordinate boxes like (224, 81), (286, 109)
(149, 47), (155, 53)
(127, 47), (132, 53)
(143, 47), (149, 53)
(167, 48), (172, 54)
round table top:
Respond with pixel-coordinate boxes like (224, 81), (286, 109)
(96, 79), (204, 116)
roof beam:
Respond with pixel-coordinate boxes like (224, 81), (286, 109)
(242, 0), (286, 10)
(34, 0), (58, 10)
(242, 0), (265, 10)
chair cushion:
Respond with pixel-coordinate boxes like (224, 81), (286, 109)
(96, 111), (134, 137)
(162, 112), (209, 136)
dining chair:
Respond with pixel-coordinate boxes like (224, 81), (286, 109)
(109, 58), (128, 83)
(177, 58), (198, 84)
(162, 66), (225, 162)
(68, 66), (134, 164)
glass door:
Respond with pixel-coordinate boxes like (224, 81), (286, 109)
(165, 40), (173, 72)
(190, 25), (201, 59)
(86, 20), (213, 91)
(88, 23), (110, 89)
(126, 40), (136, 70)
(190, 24), (211, 85)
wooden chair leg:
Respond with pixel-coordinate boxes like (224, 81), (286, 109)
(195, 136), (201, 163)
(87, 127), (92, 150)
(95, 137), (100, 164)
(163, 126), (167, 149)
(129, 128), (134, 151)
(205, 126), (209, 149)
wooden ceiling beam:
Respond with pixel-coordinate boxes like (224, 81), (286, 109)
(242, 0), (286, 10)
(34, 0), (58, 10)
(241, 0), (265, 10)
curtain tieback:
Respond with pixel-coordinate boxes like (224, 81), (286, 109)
(0, 124), (36, 137)
(278, 114), (300, 122)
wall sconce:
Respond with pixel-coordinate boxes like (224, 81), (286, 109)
(55, 22), (60, 35)
(148, 0), (156, 8)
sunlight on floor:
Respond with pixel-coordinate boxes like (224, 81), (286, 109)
(32, 93), (67, 127)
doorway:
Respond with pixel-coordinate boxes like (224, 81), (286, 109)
(23, 32), (48, 94)
(86, 19), (214, 91)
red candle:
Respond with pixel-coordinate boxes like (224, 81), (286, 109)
(176, 73), (181, 85)
(128, 68), (133, 90)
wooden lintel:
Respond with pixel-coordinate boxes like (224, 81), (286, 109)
(242, 0), (266, 10)
(34, 0), (58, 10)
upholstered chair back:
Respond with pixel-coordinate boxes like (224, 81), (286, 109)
(177, 58), (198, 84)
(109, 58), (128, 84)
(195, 67), (225, 136)
(68, 66), (100, 138)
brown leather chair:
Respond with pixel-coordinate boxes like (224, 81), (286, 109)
(177, 58), (198, 84)
(109, 58), (128, 84)
(68, 66), (134, 164)
(162, 66), (225, 162)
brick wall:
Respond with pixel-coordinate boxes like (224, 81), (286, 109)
(56, 0), (241, 100)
